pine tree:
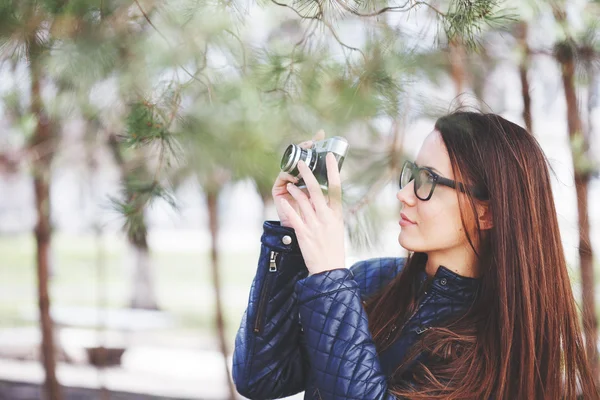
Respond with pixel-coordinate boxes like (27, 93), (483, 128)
(0, 2), (66, 398)
(0, 0), (524, 398)
(550, 0), (600, 383)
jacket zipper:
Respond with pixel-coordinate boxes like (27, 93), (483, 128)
(253, 250), (279, 334)
(385, 278), (432, 342)
(313, 388), (323, 399)
(402, 278), (434, 334)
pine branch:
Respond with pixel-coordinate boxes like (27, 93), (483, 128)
(322, 17), (367, 60)
(134, 0), (168, 42)
(133, 0), (215, 94)
(270, 0), (320, 19)
(109, 94), (183, 239)
(225, 28), (248, 74)
(443, 0), (518, 50)
(332, 0), (444, 17)
(269, 0), (515, 51)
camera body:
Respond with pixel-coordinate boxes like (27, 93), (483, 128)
(280, 136), (349, 192)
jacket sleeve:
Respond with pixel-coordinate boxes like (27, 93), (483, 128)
(350, 257), (406, 302)
(294, 267), (401, 400)
(232, 220), (310, 399)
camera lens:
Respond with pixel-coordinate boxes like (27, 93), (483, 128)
(280, 145), (296, 171)
(280, 145), (298, 172)
(280, 144), (314, 174)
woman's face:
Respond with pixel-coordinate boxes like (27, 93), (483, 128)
(397, 129), (468, 253)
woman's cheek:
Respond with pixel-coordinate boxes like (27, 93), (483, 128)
(420, 206), (460, 250)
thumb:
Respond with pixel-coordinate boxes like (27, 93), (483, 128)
(313, 129), (325, 142)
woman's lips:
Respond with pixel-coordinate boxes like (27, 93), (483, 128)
(399, 213), (416, 227)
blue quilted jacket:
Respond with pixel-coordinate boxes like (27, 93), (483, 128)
(233, 220), (481, 399)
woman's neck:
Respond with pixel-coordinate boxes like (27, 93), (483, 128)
(425, 246), (480, 279)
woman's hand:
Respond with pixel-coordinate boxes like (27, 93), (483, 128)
(272, 130), (325, 228)
(277, 147), (346, 276)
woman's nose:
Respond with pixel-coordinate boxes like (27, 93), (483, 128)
(396, 180), (417, 207)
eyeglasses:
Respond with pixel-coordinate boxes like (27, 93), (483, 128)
(399, 161), (489, 201)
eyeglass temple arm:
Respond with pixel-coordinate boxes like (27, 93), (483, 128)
(437, 176), (488, 200)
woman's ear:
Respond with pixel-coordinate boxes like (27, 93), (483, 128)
(477, 203), (493, 230)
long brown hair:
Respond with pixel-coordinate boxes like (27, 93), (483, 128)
(364, 111), (598, 399)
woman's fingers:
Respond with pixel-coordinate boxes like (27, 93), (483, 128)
(273, 172), (298, 193)
(313, 129), (325, 142)
(278, 197), (304, 232)
(280, 171), (299, 183)
(296, 159), (329, 216)
(325, 152), (342, 215)
(286, 181), (317, 225)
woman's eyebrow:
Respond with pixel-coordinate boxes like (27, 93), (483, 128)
(428, 166), (444, 175)
(415, 161), (444, 176)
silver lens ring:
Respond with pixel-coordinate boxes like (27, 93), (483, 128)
(282, 144), (300, 172)
(304, 148), (314, 171)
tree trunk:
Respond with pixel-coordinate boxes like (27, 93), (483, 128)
(128, 231), (158, 310)
(556, 41), (599, 383)
(29, 47), (63, 400)
(107, 134), (158, 310)
(449, 38), (467, 99)
(206, 188), (236, 400)
(588, 67), (598, 141)
(517, 22), (533, 134)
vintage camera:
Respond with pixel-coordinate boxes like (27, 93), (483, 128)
(280, 136), (349, 192)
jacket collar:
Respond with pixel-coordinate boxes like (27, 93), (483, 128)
(416, 265), (481, 302)
(377, 263), (482, 376)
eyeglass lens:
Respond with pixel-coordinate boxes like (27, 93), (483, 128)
(400, 163), (434, 200)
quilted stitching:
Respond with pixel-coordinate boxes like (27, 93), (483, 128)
(349, 257), (406, 302)
(295, 269), (397, 399)
(233, 221), (481, 399)
(295, 266), (480, 399)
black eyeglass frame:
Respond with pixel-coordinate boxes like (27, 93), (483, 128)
(400, 160), (489, 201)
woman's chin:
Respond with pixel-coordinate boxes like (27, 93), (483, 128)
(398, 232), (417, 252)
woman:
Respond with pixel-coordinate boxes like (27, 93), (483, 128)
(232, 111), (598, 399)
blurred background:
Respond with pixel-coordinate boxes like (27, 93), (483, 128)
(0, 0), (598, 399)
